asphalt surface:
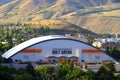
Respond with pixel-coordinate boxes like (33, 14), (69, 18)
(1, 63), (120, 72)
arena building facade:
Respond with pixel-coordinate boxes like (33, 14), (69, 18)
(2, 35), (117, 63)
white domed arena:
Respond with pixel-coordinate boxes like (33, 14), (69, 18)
(2, 35), (117, 63)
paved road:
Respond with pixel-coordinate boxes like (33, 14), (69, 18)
(1, 63), (120, 72)
(86, 64), (120, 72)
(87, 64), (101, 72)
(0, 63), (27, 69)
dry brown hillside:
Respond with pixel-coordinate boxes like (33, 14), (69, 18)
(23, 20), (97, 35)
(67, 16), (120, 34)
(0, 0), (120, 34)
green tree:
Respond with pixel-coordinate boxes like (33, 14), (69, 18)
(84, 70), (97, 80)
(115, 74), (120, 80)
(97, 61), (115, 80)
(6, 36), (13, 48)
(14, 73), (34, 80)
(26, 62), (36, 77)
(0, 53), (2, 63)
(0, 66), (15, 80)
(2, 43), (11, 52)
(35, 66), (55, 80)
(0, 71), (13, 80)
(16, 68), (26, 74)
(87, 36), (95, 45)
(56, 64), (70, 80)
(66, 68), (84, 80)
(16, 38), (22, 45)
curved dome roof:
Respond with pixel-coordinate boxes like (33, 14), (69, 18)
(2, 35), (65, 59)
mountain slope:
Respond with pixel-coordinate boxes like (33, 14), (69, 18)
(23, 20), (97, 36)
(0, 0), (13, 6)
(0, 0), (119, 22)
(67, 16), (120, 34)
(0, 0), (120, 34)
(62, 3), (120, 34)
